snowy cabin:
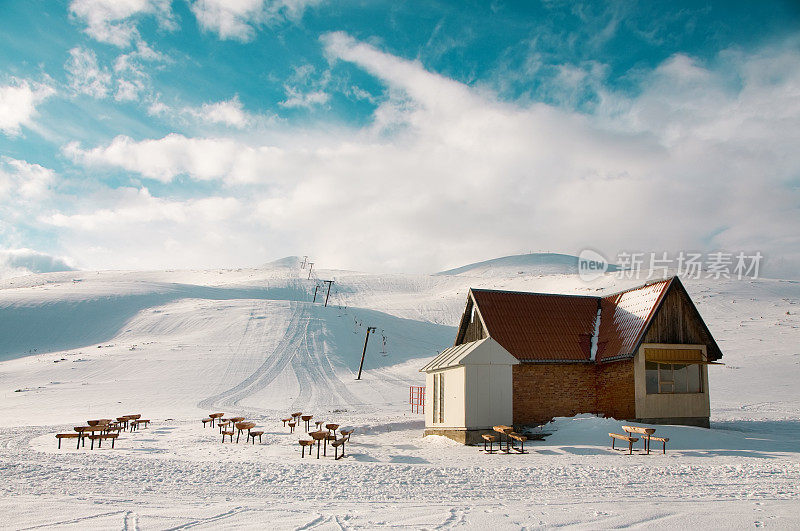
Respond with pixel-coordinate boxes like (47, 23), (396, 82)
(420, 277), (723, 444)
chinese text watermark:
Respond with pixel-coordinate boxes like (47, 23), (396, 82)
(578, 250), (763, 282)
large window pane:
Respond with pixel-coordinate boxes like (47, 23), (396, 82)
(646, 362), (659, 394)
(673, 364), (688, 393)
(659, 364), (673, 388)
(687, 364), (702, 393)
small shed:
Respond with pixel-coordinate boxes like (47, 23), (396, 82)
(419, 337), (518, 444)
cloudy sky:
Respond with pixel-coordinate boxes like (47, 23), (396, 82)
(1, 1), (799, 277)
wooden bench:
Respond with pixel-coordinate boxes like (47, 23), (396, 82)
(281, 417), (292, 427)
(287, 421), (296, 433)
(248, 430), (264, 444)
(87, 433), (119, 449)
(299, 439), (314, 457)
(331, 432), (351, 460)
(221, 426), (235, 443)
(508, 432), (528, 454)
(648, 436), (669, 454)
(609, 433), (639, 454)
(481, 434), (497, 454)
(202, 418), (213, 427)
(56, 433), (81, 449)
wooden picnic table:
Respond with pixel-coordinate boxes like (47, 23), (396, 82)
(235, 421), (256, 443)
(622, 425), (656, 454)
(493, 425), (514, 453)
(309, 430), (327, 459)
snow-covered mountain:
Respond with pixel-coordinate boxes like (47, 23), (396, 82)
(1, 254), (799, 527)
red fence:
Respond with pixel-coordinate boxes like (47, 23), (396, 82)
(409, 385), (425, 414)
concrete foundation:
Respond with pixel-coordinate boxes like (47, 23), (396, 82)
(424, 428), (498, 445)
(636, 417), (710, 428)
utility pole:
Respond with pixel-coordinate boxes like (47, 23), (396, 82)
(307, 263), (314, 279)
(322, 280), (334, 307)
(312, 283), (319, 303)
(356, 327), (376, 380)
(301, 256), (308, 269)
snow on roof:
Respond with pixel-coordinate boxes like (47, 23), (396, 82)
(596, 278), (673, 361)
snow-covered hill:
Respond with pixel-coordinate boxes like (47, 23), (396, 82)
(436, 252), (597, 277)
(0, 254), (798, 527)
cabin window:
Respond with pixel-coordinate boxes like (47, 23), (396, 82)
(432, 372), (445, 423)
(646, 362), (702, 394)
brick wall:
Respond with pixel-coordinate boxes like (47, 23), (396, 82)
(596, 359), (636, 420)
(512, 360), (635, 426)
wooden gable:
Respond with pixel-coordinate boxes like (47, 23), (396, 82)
(638, 277), (723, 361)
(454, 292), (487, 346)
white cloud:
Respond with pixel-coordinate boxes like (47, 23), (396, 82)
(0, 158), (59, 272)
(65, 42), (167, 102)
(192, 96), (253, 128)
(65, 47), (113, 98)
(38, 187), (254, 271)
(279, 88), (329, 109)
(0, 248), (74, 280)
(0, 80), (55, 136)
(61, 34), (800, 276)
(0, 157), (55, 201)
(147, 95), (268, 129)
(64, 134), (273, 182)
(69, 0), (176, 48)
(189, 0), (321, 42)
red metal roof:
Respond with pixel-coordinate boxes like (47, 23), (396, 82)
(470, 289), (599, 361)
(470, 279), (673, 363)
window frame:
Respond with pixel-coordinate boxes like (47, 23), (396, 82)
(646, 361), (703, 395)
(432, 372), (445, 424)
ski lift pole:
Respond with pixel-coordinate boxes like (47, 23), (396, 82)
(356, 327), (376, 380)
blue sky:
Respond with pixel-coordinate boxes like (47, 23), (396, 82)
(1, 0), (799, 276)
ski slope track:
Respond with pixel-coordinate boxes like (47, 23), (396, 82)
(0, 255), (799, 528)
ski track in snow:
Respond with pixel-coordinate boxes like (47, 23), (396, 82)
(197, 300), (362, 415)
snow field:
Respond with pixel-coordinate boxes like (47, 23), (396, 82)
(0, 255), (799, 528)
